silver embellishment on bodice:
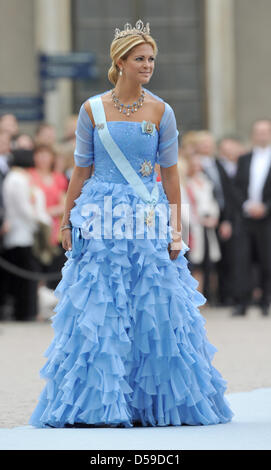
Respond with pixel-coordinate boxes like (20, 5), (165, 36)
(139, 160), (153, 177)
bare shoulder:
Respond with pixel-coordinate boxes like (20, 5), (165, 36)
(153, 99), (165, 126)
(83, 91), (111, 126)
(83, 92), (112, 126)
(145, 92), (165, 130)
(83, 100), (95, 127)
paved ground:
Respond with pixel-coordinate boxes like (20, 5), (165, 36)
(0, 305), (270, 428)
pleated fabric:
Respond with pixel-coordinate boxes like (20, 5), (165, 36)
(29, 175), (234, 428)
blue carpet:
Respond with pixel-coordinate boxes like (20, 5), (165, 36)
(0, 388), (270, 450)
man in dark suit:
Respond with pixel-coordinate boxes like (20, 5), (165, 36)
(194, 131), (224, 305)
(232, 119), (271, 316)
(195, 132), (244, 306)
(215, 137), (246, 305)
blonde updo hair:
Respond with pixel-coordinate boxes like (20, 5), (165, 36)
(108, 33), (158, 86)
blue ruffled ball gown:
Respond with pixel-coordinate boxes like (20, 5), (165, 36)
(29, 89), (234, 428)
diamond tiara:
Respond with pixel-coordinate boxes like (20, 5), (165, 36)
(114, 20), (150, 40)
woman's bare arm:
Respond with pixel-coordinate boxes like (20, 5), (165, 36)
(160, 163), (182, 259)
(61, 165), (92, 250)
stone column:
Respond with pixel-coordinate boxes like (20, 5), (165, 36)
(205, 0), (236, 138)
(0, 0), (38, 135)
(34, 0), (72, 139)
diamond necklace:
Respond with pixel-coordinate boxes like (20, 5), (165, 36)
(111, 88), (145, 117)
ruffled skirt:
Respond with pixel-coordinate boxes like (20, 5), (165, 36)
(29, 175), (234, 428)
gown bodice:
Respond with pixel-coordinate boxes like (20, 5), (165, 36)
(73, 88), (181, 185)
(93, 121), (159, 184)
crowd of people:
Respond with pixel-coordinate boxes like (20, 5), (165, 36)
(173, 120), (271, 316)
(0, 113), (76, 321)
(0, 109), (270, 322)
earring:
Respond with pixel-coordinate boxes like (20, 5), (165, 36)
(119, 69), (123, 76)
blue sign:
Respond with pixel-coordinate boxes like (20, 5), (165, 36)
(39, 52), (99, 80)
(0, 95), (44, 121)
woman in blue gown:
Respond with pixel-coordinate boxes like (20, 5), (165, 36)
(29, 20), (234, 428)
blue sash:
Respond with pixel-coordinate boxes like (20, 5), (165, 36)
(89, 96), (159, 225)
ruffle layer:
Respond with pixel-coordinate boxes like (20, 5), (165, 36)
(29, 176), (234, 428)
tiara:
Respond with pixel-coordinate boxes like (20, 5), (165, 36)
(114, 20), (150, 40)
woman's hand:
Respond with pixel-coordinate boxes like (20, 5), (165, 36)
(159, 164), (182, 262)
(168, 246), (181, 260)
(61, 228), (72, 251)
(168, 235), (182, 260)
(59, 165), (92, 252)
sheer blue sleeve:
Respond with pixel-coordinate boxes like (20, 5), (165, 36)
(157, 102), (180, 168)
(74, 103), (94, 167)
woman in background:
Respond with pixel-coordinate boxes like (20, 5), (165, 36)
(28, 144), (68, 290)
(182, 153), (221, 303)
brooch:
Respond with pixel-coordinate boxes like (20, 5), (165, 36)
(144, 206), (155, 226)
(141, 120), (156, 136)
(139, 160), (153, 177)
